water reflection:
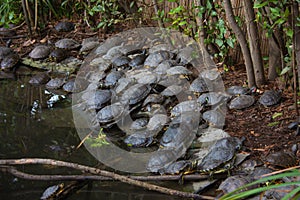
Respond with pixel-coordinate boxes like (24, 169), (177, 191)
(0, 76), (183, 200)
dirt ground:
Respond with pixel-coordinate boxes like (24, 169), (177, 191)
(3, 20), (300, 162)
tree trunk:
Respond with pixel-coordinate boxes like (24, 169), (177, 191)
(268, 37), (281, 80)
(243, 0), (266, 86)
(223, 0), (256, 87)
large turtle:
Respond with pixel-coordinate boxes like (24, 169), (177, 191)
(259, 90), (281, 106)
(228, 95), (255, 110)
(55, 38), (80, 50)
(29, 45), (51, 60)
(197, 137), (243, 174)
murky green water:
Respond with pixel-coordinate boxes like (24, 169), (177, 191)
(0, 75), (184, 200)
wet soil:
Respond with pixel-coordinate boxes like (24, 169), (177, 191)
(2, 20), (300, 162)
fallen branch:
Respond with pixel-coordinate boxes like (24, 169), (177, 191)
(0, 158), (215, 200)
(0, 165), (217, 182)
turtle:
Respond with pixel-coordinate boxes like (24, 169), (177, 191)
(197, 137), (243, 174)
(40, 183), (64, 200)
(104, 70), (124, 87)
(161, 85), (184, 97)
(228, 94), (255, 110)
(128, 52), (147, 68)
(55, 38), (80, 50)
(121, 83), (151, 105)
(49, 48), (67, 62)
(166, 65), (193, 76)
(170, 100), (202, 117)
(146, 114), (169, 133)
(29, 45), (51, 60)
(111, 55), (131, 68)
(197, 92), (230, 107)
(144, 50), (172, 67)
(83, 89), (112, 111)
(176, 46), (195, 65)
(147, 149), (179, 173)
(46, 77), (65, 89)
(259, 90), (281, 106)
(0, 46), (13, 61)
(189, 76), (209, 94)
(226, 85), (249, 95)
(114, 77), (132, 94)
(80, 37), (100, 54)
(0, 52), (19, 70)
(29, 72), (50, 85)
(200, 69), (221, 81)
(128, 71), (159, 85)
(0, 24), (16, 37)
(55, 21), (75, 32)
(95, 102), (125, 123)
(124, 129), (154, 147)
(202, 109), (225, 128)
(160, 121), (195, 149)
(218, 175), (253, 194)
(158, 160), (195, 175)
(129, 118), (149, 131)
(262, 151), (298, 169)
(154, 60), (173, 75)
(142, 93), (164, 107)
(62, 78), (88, 93)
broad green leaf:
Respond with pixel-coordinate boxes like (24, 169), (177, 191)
(215, 38), (223, 47)
(280, 66), (291, 75)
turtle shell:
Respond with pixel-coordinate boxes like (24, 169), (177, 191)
(46, 77), (65, 89)
(95, 102), (125, 123)
(144, 50), (171, 67)
(124, 130), (153, 147)
(259, 90), (281, 106)
(228, 95), (255, 110)
(197, 137), (243, 172)
(29, 72), (50, 85)
(1, 52), (19, 70)
(112, 55), (131, 68)
(218, 175), (252, 194)
(55, 21), (75, 32)
(49, 48), (67, 62)
(0, 46), (13, 60)
(170, 100), (202, 117)
(227, 86), (249, 95)
(104, 70), (124, 87)
(55, 38), (80, 50)
(29, 45), (51, 60)
(166, 65), (193, 76)
(263, 151), (298, 169)
(83, 89), (112, 110)
(189, 76), (209, 93)
(197, 92), (230, 106)
(121, 84), (151, 105)
(158, 160), (194, 175)
(202, 110), (225, 128)
(128, 53), (147, 68)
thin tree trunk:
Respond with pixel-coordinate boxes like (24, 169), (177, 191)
(268, 37), (281, 80)
(243, 0), (266, 86)
(223, 0), (256, 87)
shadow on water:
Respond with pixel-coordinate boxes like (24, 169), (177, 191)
(0, 75), (183, 200)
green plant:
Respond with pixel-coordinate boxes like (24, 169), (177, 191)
(85, 129), (110, 148)
(0, 0), (22, 26)
(220, 169), (300, 200)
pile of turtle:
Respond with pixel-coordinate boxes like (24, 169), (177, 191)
(69, 27), (288, 176)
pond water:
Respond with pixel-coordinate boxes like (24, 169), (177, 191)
(0, 75), (184, 200)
